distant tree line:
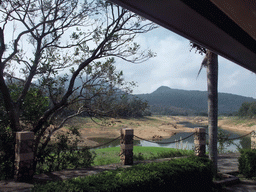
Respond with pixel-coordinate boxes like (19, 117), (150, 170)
(149, 104), (194, 116)
(238, 101), (256, 118)
(0, 82), (150, 126)
(110, 95), (151, 118)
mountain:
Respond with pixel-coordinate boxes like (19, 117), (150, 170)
(135, 86), (256, 115)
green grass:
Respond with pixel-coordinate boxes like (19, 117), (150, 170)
(91, 146), (194, 166)
(218, 116), (224, 120)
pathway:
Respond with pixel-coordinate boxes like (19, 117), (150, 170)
(217, 153), (256, 192)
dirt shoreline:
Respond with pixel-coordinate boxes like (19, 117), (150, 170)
(60, 116), (255, 147)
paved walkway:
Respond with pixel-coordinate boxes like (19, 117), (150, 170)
(217, 153), (256, 192)
(0, 153), (256, 192)
(218, 153), (240, 174)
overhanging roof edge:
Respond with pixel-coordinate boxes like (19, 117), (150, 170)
(109, 0), (256, 73)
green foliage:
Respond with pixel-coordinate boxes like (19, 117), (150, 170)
(133, 152), (144, 161)
(217, 129), (234, 154)
(238, 149), (256, 178)
(36, 130), (96, 174)
(0, 84), (49, 127)
(0, 84), (49, 180)
(238, 101), (256, 118)
(149, 149), (194, 159)
(0, 125), (14, 180)
(32, 156), (214, 192)
(112, 95), (151, 118)
(0, 94), (8, 128)
(0, 86), (14, 180)
(1, 0), (156, 180)
(19, 87), (49, 126)
(239, 136), (251, 150)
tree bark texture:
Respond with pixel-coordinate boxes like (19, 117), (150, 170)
(207, 50), (218, 174)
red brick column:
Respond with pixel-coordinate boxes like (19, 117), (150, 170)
(120, 128), (133, 165)
(15, 131), (34, 181)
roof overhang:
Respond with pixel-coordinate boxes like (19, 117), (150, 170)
(109, 0), (256, 73)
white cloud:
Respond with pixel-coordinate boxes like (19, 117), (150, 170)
(115, 27), (256, 99)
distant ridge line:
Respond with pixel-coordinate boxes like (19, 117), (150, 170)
(134, 86), (256, 115)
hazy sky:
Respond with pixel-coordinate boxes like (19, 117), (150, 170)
(4, 16), (256, 99)
(115, 26), (256, 99)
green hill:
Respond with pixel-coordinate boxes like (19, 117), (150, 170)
(135, 86), (256, 115)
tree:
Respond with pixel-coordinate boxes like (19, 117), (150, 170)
(206, 50), (218, 174)
(111, 95), (150, 118)
(190, 43), (218, 175)
(238, 101), (256, 118)
(238, 102), (251, 117)
(0, 0), (156, 176)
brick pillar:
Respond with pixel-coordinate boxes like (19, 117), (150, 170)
(194, 127), (206, 157)
(251, 131), (256, 150)
(15, 131), (34, 182)
(120, 128), (133, 165)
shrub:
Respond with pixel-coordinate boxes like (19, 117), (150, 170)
(0, 126), (14, 180)
(32, 156), (214, 192)
(238, 149), (256, 178)
(36, 146), (96, 174)
(36, 130), (96, 174)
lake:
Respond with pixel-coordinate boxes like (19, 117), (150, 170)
(89, 122), (251, 152)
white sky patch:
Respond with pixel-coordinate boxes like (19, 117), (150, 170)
(115, 27), (256, 98)
(3, 12), (256, 99)
(222, 71), (240, 88)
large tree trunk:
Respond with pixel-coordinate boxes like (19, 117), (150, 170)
(207, 50), (218, 174)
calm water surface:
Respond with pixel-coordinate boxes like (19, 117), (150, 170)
(89, 122), (251, 152)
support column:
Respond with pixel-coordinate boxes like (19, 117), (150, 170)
(194, 127), (206, 157)
(120, 128), (133, 165)
(251, 131), (256, 150)
(15, 131), (34, 182)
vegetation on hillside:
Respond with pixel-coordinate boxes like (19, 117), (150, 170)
(238, 101), (256, 118)
(136, 86), (256, 116)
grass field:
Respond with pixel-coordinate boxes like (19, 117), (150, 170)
(91, 146), (194, 166)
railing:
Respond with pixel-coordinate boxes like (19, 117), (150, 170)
(13, 128), (256, 181)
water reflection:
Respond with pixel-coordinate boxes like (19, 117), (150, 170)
(138, 125), (251, 152)
(88, 138), (141, 149)
(177, 121), (202, 128)
(88, 123), (251, 152)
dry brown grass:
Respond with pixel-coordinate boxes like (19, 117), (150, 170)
(52, 115), (255, 147)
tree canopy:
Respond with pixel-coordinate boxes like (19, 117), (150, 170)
(238, 101), (256, 118)
(0, 0), (156, 177)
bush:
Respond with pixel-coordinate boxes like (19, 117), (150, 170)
(0, 126), (14, 180)
(238, 149), (256, 178)
(36, 130), (96, 174)
(32, 156), (214, 192)
(36, 146), (96, 175)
